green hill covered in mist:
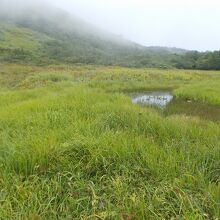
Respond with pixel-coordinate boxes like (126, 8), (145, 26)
(0, 3), (220, 69)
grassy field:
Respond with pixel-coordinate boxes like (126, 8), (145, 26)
(0, 64), (220, 219)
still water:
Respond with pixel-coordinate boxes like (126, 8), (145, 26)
(131, 91), (173, 108)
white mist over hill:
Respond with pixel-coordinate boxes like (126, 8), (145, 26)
(49, 0), (220, 51)
(1, 0), (220, 51)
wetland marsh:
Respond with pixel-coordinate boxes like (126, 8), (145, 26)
(0, 64), (220, 219)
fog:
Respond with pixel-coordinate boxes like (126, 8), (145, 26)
(1, 0), (220, 51)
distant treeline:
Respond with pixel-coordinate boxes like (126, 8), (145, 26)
(171, 51), (220, 70)
(2, 46), (220, 70)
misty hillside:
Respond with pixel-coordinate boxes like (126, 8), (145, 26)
(0, 2), (220, 69)
(0, 3), (187, 67)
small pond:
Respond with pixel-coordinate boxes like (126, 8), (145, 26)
(130, 91), (220, 122)
(131, 91), (173, 108)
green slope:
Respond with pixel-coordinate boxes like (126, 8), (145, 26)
(0, 5), (182, 67)
(0, 21), (54, 64)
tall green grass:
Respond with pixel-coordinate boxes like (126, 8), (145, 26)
(0, 64), (219, 219)
(174, 81), (220, 105)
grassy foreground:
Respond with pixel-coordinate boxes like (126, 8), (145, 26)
(0, 64), (220, 219)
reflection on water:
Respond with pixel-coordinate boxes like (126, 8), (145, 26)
(130, 91), (220, 122)
(131, 91), (173, 108)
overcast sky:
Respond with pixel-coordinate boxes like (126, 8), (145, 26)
(45, 0), (219, 51)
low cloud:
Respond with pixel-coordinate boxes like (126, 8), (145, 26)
(1, 0), (220, 51)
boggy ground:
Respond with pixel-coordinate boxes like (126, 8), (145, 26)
(0, 64), (219, 219)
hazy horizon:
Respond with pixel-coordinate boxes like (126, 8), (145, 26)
(49, 0), (220, 52)
(1, 0), (220, 51)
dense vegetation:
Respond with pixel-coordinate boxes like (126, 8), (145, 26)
(0, 64), (219, 219)
(172, 51), (220, 70)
